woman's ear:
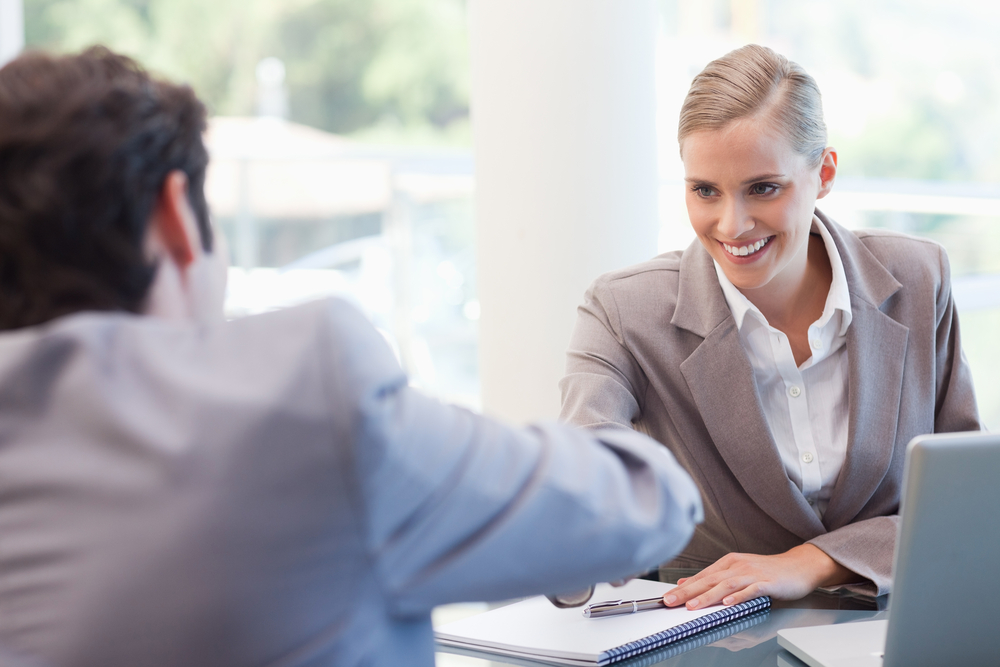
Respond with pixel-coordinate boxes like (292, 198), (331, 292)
(816, 148), (838, 199)
(146, 170), (199, 268)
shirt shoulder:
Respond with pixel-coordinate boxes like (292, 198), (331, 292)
(9, 297), (405, 425)
(224, 297), (406, 396)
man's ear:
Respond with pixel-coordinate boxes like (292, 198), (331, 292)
(148, 170), (199, 268)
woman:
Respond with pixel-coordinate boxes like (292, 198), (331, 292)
(559, 44), (981, 609)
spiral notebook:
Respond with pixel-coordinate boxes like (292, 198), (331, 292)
(440, 608), (771, 667)
(435, 579), (770, 666)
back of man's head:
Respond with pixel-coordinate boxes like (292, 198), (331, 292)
(0, 47), (213, 331)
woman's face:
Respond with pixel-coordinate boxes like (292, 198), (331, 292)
(681, 117), (836, 301)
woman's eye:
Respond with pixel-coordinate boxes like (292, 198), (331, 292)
(694, 186), (715, 197)
(750, 183), (778, 196)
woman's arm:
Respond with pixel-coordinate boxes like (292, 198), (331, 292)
(930, 245), (982, 434)
(559, 277), (649, 430)
(664, 544), (859, 609)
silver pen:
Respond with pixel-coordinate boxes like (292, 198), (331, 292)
(582, 596), (666, 618)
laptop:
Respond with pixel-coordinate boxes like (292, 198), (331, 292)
(777, 430), (1000, 667)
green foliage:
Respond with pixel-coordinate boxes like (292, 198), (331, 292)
(766, 0), (1000, 184)
(23, 0), (470, 142)
(275, 0), (387, 132)
(833, 102), (962, 181)
(276, 0), (468, 135)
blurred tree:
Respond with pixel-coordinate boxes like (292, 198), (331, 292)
(23, 0), (470, 141)
(834, 101), (964, 181)
(276, 0), (468, 135)
(768, 0), (1000, 183)
(24, 0), (279, 116)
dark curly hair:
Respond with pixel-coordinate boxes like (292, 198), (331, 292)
(0, 46), (213, 330)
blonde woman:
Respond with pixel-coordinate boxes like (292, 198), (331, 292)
(560, 44), (981, 609)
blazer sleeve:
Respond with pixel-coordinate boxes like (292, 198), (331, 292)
(559, 276), (649, 430)
(326, 299), (703, 617)
(929, 245), (982, 433)
(806, 518), (898, 596)
(807, 243), (982, 596)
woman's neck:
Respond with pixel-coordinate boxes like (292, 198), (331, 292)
(742, 234), (833, 365)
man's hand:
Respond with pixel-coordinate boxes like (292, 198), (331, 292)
(662, 544), (859, 609)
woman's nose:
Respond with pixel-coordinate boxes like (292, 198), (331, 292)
(717, 198), (755, 239)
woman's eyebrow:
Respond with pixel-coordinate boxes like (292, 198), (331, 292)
(741, 173), (785, 185)
(684, 173), (787, 186)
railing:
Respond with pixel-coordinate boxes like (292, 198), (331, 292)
(832, 178), (1000, 218)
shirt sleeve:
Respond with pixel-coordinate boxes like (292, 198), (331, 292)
(325, 299), (703, 617)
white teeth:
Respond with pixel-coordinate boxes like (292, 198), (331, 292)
(724, 237), (770, 257)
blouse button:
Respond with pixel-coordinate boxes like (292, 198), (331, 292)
(802, 452), (815, 463)
(811, 338), (823, 350)
(788, 385), (802, 398)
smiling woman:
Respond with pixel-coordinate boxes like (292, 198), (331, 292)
(560, 44), (982, 610)
(681, 119), (837, 366)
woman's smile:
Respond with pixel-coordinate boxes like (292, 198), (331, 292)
(721, 235), (773, 259)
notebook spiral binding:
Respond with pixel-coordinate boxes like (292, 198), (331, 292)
(602, 596), (772, 664)
(605, 609), (770, 666)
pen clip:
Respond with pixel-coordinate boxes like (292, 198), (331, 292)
(584, 599), (624, 612)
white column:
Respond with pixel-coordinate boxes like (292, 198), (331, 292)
(471, 0), (660, 423)
(0, 0), (24, 67)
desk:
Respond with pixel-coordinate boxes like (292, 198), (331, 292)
(434, 571), (887, 667)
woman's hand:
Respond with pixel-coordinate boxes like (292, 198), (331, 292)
(662, 544), (859, 610)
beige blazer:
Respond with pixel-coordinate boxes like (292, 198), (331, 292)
(560, 211), (981, 596)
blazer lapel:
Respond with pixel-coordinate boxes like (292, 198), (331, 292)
(819, 213), (908, 530)
(673, 242), (826, 541)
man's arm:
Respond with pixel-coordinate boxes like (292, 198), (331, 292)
(325, 299), (702, 617)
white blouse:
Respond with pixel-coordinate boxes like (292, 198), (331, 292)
(713, 216), (852, 519)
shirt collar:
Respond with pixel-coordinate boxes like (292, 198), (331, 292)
(713, 214), (853, 334)
(713, 259), (757, 330)
(813, 213), (853, 335)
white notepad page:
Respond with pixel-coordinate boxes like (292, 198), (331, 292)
(435, 579), (729, 665)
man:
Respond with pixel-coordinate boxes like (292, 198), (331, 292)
(0, 48), (702, 666)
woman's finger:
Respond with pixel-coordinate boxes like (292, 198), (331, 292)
(684, 575), (756, 609)
(671, 559), (730, 589)
(665, 570), (733, 606)
(721, 581), (765, 606)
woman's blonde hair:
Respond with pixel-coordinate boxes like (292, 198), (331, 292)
(678, 44), (827, 166)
